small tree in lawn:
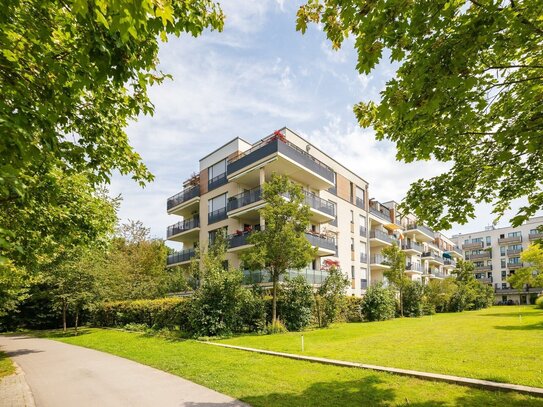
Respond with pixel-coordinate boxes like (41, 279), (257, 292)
(241, 174), (316, 324)
(382, 244), (409, 317)
(508, 243), (543, 290)
(314, 266), (350, 327)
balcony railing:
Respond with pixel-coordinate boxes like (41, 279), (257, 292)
(467, 252), (491, 260)
(406, 263), (422, 272)
(506, 248), (523, 256)
(369, 207), (392, 223)
(167, 248), (196, 265)
(529, 232), (543, 241)
(370, 254), (388, 265)
(444, 259), (456, 267)
(406, 223), (435, 238)
(431, 272), (446, 279)
(227, 135), (334, 183)
(228, 231), (253, 249)
(167, 217), (200, 238)
(208, 172), (227, 191)
(474, 265), (493, 272)
(355, 197), (365, 209)
(227, 186), (262, 212)
(402, 242), (423, 252)
(167, 185), (200, 210)
(370, 229), (396, 244)
(476, 277), (493, 284)
(498, 236), (522, 244)
(507, 262), (523, 269)
(305, 232), (336, 252)
(462, 241), (484, 250)
(302, 190), (336, 217)
(242, 268), (329, 285)
(208, 207), (227, 224)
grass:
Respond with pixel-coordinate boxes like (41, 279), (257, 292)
(0, 351), (15, 378)
(218, 305), (543, 388)
(39, 328), (543, 406)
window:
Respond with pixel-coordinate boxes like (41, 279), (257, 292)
(509, 256), (521, 264)
(487, 272), (492, 278)
(501, 259), (506, 268)
(349, 182), (354, 203)
(351, 266), (355, 279)
(351, 238), (355, 251)
(350, 210), (354, 224)
(500, 246), (506, 256)
(509, 244), (522, 251)
(530, 228), (540, 234)
(508, 231), (521, 237)
(208, 227), (227, 245)
(486, 236), (491, 246)
(208, 193), (227, 213)
(208, 159), (226, 181)
(355, 186), (365, 208)
(501, 270), (507, 278)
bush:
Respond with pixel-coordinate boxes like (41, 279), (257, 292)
(535, 296), (543, 309)
(266, 319), (288, 334)
(279, 276), (314, 331)
(314, 267), (350, 327)
(339, 296), (364, 322)
(91, 297), (188, 329)
(361, 283), (396, 321)
(402, 281), (425, 317)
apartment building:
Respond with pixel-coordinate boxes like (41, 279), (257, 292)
(452, 217), (543, 304)
(165, 127), (461, 296)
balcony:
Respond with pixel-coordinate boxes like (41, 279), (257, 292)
(507, 262), (523, 270)
(228, 231), (254, 252)
(369, 207), (392, 224)
(167, 185), (200, 216)
(422, 252), (444, 265)
(302, 190), (336, 222)
(529, 232), (543, 241)
(498, 235), (522, 245)
(167, 248), (196, 266)
(370, 254), (390, 270)
(476, 277), (493, 284)
(507, 248), (523, 256)
(208, 207), (227, 224)
(208, 172), (227, 191)
(443, 258), (456, 268)
(242, 268), (329, 286)
(227, 134), (334, 190)
(166, 217), (200, 241)
(428, 272), (446, 279)
(467, 251), (491, 260)
(227, 187), (263, 216)
(405, 223), (435, 242)
(405, 263), (422, 273)
(474, 265), (493, 272)
(462, 241), (484, 250)
(401, 242), (423, 254)
(369, 229), (396, 246)
(305, 232), (336, 256)
(495, 285), (542, 294)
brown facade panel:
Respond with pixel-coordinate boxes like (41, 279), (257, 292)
(200, 168), (208, 195)
(336, 173), (351, 202)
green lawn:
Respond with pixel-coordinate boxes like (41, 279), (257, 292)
(44, 328), (543, 406)
(0, 351), (15, 378)
(218, 305), (543, 388)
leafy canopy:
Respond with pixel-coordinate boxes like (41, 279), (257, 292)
(508, 243), (543, 289)
(297, 1), (543, 229)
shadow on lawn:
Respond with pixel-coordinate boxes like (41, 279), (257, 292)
(237, 375), (543, 407)
(494, 321), (543, 331)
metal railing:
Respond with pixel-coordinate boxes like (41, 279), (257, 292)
(167, 185), (200, 210)
(507, 262), (523, 269)
(166, 217), (200, 238)
(406, 223), (435, 238)
(402, 242), (423, 252)
(227, 186), (262, 212)
(167, 248), (196, 265)
(302, 190), (336, 216)
(370, 254), (388, 265)
(498, 236), (522, 244)
(208, 207), (227, 224)
(444, 259), (456, 267)
(370, 229), (396, 244)
(406, 263), (422, 272)
(208, 172), (227, 191)
(467, 252), (491, 260)
(228, 232), (253, 249)
(227, 134), (334, 182)
(242, 268), (329, 285)
(529, 232), (543, 241)
(305, 232), (336, 251)
(369, 207), (392, 222)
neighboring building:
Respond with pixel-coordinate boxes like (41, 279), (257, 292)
(452, 217), (543, 304)
(166, 127), (461, 296)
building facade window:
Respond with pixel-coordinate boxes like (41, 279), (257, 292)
(486, 236), (491, 246)
(508, 231), (521, 237)
(500, 246), (506, 256)
(208, 159), (226, 181)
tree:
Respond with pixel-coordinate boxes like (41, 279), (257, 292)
(241, 174), (317, 324)
(297, 1), (542, 229)
(402, 281), (425, 317)
(425, 278), (458, 314)
(508, 243), (543, 289)
(280, 275), (314, 331)
(360, 283), (396, 322)
(381, 244), (409, 316)
(1, 0), (224, 252)
(314, 266), (349, 327)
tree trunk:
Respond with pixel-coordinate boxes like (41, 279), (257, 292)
(62, 300), (67, 333)
(399, 289), (404, 317)
(272, 272), (278, 324)
(74, 309), (79, 335)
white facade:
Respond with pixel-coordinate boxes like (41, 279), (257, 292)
(452, 216), (543, 304)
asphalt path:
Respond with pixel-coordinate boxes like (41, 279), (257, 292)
(0, 335), (247, 407)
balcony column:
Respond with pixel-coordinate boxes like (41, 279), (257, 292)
(259, 167), (266, 228)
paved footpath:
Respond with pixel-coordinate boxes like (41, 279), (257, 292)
(0, 335), (247, 407)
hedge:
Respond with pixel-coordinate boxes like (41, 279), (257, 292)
(91, 298), (190, 330)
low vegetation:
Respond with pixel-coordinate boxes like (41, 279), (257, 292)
(0, 351), (15, 378)
(43, 328), (543, 407)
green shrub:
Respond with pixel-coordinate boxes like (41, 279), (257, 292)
(123, 323), (148, 332)
(402, 281), (425, 317)
(535, 296), (543, 309)
(91, 298), (188, 329)
(339, 296), (364, 322)
(279, 276), (314, 331)
(266, 319), (288, 334)
(314, 266), (350, 327)
(361, 283), (396, 321)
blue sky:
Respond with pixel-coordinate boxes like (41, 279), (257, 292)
(109, 0), (532, 247)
